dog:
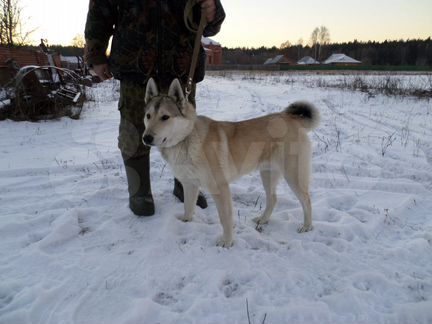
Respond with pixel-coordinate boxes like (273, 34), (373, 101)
(142, 78), (320, 247)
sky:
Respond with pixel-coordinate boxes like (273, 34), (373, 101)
(21, 0), (432, 48)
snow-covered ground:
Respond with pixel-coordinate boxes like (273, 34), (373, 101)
(1, 72), (431, 323)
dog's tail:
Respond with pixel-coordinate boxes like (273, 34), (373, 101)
(284, 101), (320, 131)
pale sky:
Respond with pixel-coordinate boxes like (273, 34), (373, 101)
(21, 0), (432, 48)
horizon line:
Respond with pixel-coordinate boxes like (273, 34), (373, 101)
(10, 35), (430, 50)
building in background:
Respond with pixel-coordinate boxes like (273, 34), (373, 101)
(202, 37), (222, 66)
(323, 53), (362, 66)
(297, 56), (320, 65)
(0, 46), (62, 70)
(263, 55), (295, 66)
(0, 46), (62, 85)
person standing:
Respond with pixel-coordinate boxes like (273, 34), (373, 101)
(84, 0), (225, 216)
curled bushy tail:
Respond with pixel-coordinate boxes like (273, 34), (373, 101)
(284, 101), (320, 131)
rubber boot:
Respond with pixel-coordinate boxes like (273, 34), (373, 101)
(123, 154), (155, 216)
(173, 178), (208, 209)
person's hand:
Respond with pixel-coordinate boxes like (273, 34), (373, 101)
(199, 0), (216, 23)
(92, 63), (113, 81)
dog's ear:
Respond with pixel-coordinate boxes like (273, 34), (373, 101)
(168, 79), (186, 103)
(145, 78), (159, 104)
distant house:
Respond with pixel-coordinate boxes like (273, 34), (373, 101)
(297, 56), (320, 65)
(0, 45), (61, 68)
(0, 45), (62, 85)
(264, 55), (295, 65)
(263, 58), (273, 65)
(324, 53), (361, 65)
(202, 37), (222, 66)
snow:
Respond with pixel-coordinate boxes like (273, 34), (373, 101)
(324, 54), (362, 64)
(202, 37), (220, 46)
(1, 72), (432, 323)
(264, 55), (286, 65)
(0, 99), (11, 110)
(0, 88), (6, 101)
(298, 56), (320, 65)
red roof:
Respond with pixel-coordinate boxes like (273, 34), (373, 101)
(0, 46), (49, 68)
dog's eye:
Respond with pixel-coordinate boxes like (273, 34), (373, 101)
(161, 115), (170, 121)
(146, 113), (151, 119)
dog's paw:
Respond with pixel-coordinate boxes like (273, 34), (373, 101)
(297, 224), (313, 233)
(253, 216), (269, 225)
(216, 236), (234, 248)
(175, 214), (193, 222)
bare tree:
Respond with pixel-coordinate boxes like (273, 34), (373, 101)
(1, 0), (19, 45)
(317, 26), (330, 60)
(0, 3), (3, 43)
(309, 27), (319, 60)
(309, 26), (331, 61)
(296, 38), (303, 60)
(0, 10), (3, 43)
(318, 26), (330, 45)
(0, 0), (35, 46)
(0, 2), (4, 43)
(280, 39), (292, 49)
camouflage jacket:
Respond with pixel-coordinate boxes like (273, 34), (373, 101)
(84, 0), (225, 88)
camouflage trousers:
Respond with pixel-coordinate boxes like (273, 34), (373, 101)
(118, 80), (196, 159)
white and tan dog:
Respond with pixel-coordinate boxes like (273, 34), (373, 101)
(143, 78), (320, 247)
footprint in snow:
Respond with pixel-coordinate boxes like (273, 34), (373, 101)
(152, 292), (177, 306)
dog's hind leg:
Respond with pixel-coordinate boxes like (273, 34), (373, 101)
(253, 169), (281, 225)
(211, 184), (234, 247)
(293, 190), (312, 233)
(176, 181), (199, 222)
(283, 163), (313, 233)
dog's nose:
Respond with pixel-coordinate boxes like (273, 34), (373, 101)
(143, 134), (154, 145)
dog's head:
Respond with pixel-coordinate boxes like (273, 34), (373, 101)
(142, 78), (197, 148)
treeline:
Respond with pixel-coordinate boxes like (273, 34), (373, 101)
(49, 45), (84, 57)
(9, 38), (431, 67)
(222, 38), (432, 66)
(0, 43), (84, 56)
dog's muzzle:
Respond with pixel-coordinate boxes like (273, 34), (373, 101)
(143, 134), (154, 146)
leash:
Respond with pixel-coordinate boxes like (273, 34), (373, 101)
(184, 0), (207, 102)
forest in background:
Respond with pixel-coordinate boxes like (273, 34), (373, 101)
(1, 0), (431, 68)
(222, 38), (432, 66)
(4, 38), (432, 69)
(50, 38), (432, 67)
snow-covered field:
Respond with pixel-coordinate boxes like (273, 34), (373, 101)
(1, 72), (432, 323)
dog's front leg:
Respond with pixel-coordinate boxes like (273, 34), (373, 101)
(211, 184), (234, 247)
(176, 182), (199, 222)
